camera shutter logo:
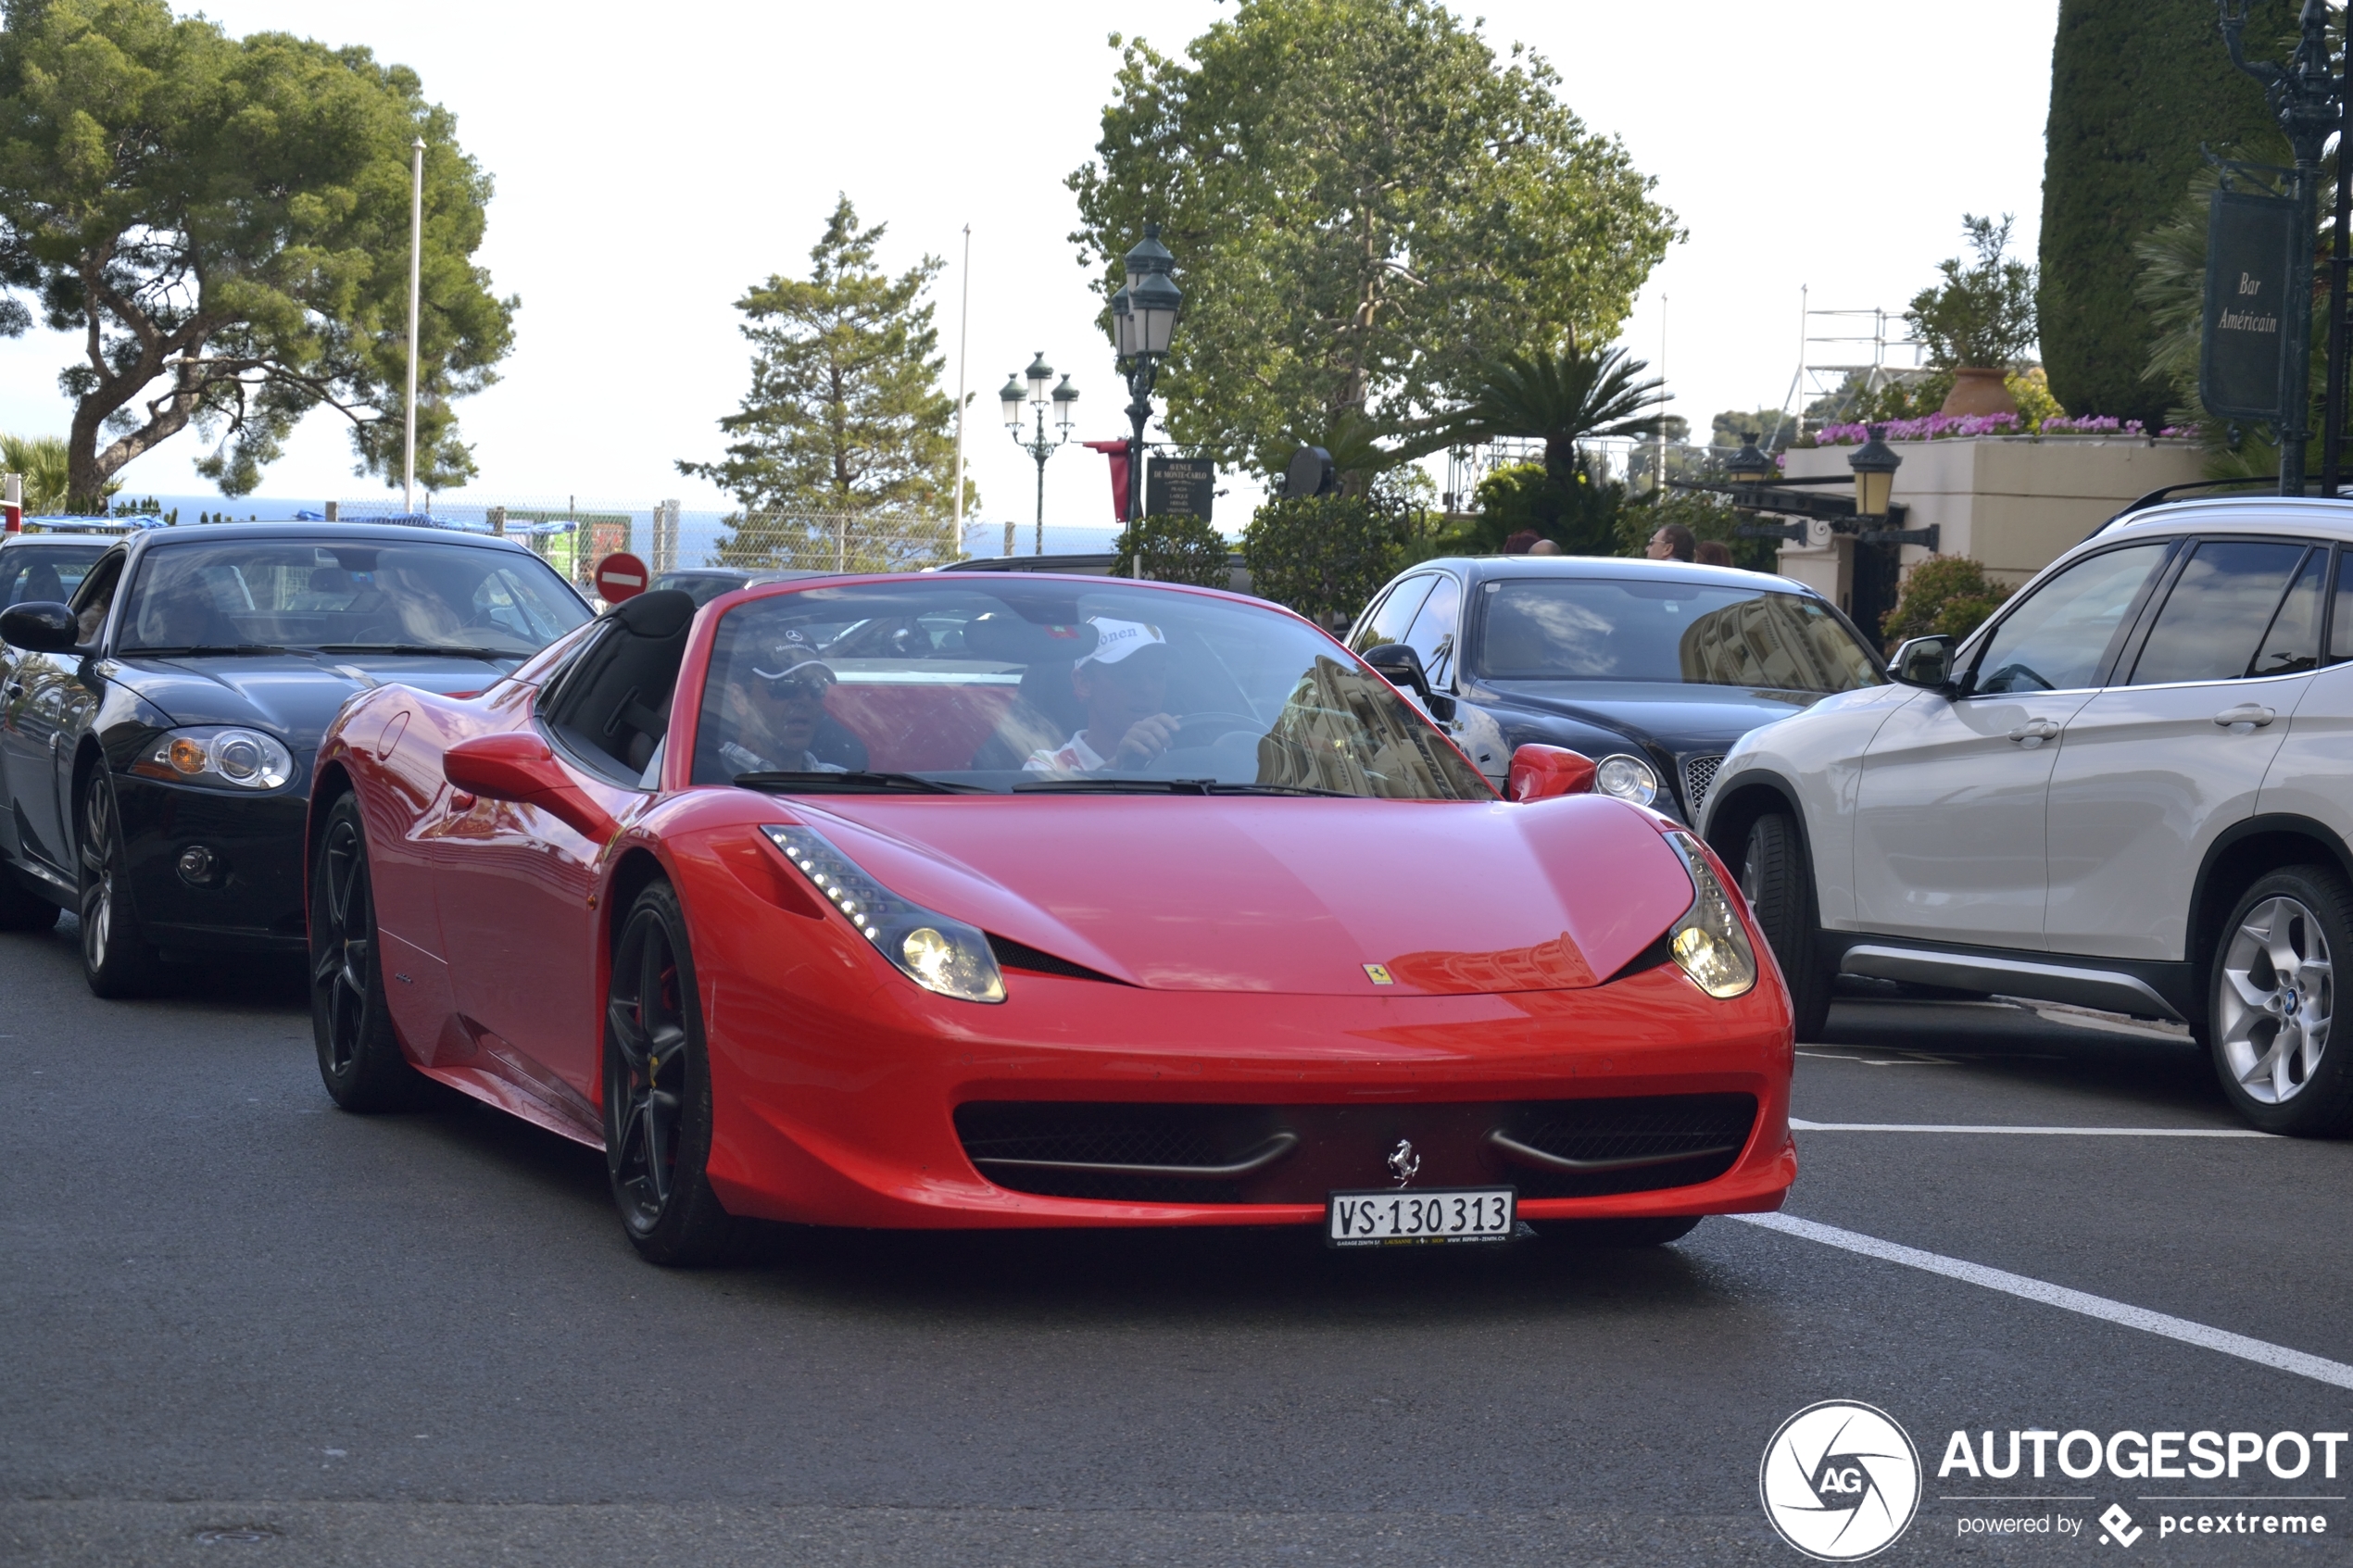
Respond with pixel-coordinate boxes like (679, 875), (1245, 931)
(1759, 1400), (1921, 1561)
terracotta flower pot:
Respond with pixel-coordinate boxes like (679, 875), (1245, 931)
(1939, 366), (2018, 418)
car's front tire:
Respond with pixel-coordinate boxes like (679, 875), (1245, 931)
(2209, 867), (2353, 1136)
(310, 794), (437, 1111)
(1551, 1216), (1704, 1248)
(79, 771), (163, 997)
(1738, 810), (1833, 1042)
(605, 880), (736, 1266)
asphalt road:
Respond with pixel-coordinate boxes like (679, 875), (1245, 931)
(5, 921), (2352, 1567)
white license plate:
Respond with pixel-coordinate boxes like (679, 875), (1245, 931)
(1327, 1187), (1516, 1248)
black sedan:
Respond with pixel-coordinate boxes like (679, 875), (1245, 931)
(1343, 556), (1884, 823)
(0, 522), (593, 995)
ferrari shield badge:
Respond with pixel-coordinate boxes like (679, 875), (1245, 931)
(1362, 963), (1393, 985)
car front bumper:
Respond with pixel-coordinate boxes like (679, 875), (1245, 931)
(112, 771), (309, 954)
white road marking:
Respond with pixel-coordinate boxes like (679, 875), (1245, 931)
(1791, 1118), (2275, 1137)
(1735, 1211), (2353, 1391)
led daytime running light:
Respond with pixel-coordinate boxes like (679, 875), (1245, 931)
(1662, 830), (1756, 999)
(760, 824), (1005, 1004)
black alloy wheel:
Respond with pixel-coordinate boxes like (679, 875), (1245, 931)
(1738, 810), (1833, 1043)
(605, 881), (736, 1265)
(309, 794), (436, 1111)
(78, 771), (163, 998)
(2208, 865), (2353, 1136)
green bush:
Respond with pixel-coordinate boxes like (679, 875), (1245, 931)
(1114, 513), (1232, 586)
(1241, 494), (1419, 626)
(2039, 0), (2291, 425)
(1468, 460), (1625, 554)
(1880, 556), (2015, 647)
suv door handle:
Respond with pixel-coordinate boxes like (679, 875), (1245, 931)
(2214, 703), (2277, 728)
(2008, 719), (2061, 745)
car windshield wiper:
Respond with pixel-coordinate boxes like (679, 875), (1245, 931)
(734, 770), (992, 795)
(314, 643), (522, 659)
(130, 644), (287, 657)
(1013, 777), (1355, 797)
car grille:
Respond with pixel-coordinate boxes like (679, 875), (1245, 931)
(1682, 754), (1725, 814)
(1491, 1093), (1756, 1198)
(954, 1095), (1758, 1205)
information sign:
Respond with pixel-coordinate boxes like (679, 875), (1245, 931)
(2202, 188), (2300, 421)
(1146, 458), (1217, 521)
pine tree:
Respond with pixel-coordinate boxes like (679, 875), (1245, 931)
(2038, 0), (2292, 424)
(681, 196), (966, 565)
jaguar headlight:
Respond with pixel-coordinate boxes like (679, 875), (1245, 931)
(132, 726), (296, 791)
(1662, 830), (1756, 999)
(760, 824), (1005, 1003)
(1593, 753), (1659, 805)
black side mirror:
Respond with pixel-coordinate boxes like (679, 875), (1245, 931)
(1361, 641), (1455, 721)
(1362, 641), (1429, 696)
(0, 601), (80, 654)
(1890, 634), (1957, 690)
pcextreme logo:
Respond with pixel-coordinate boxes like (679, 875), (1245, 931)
(1760, 1401), (1923, 1562)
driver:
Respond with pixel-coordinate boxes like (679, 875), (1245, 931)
(714, 629), (849, 777)
(1025, 618), (1178, 772)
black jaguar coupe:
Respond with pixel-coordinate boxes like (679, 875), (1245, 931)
(1344, 555), (1886, 824)
(0, 521), (592, 995)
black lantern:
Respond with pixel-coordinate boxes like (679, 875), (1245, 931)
(1109, 223), (1184, 523)
(1726, 432), (1774, 489)
(1847, 425), (1902, 516)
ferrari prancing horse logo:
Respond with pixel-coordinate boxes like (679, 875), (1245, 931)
(1363, 963), (1394, 985)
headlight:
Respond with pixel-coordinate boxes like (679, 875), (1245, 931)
(131, 726), (296, 791)
(1662, 830), (1756, 998)
(1593, 753), (1659, 805)
(761, 824), (1005, 1004)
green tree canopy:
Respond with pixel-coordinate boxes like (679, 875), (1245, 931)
(681, 194), (964, 524)
(2039, 0), (2290, 424)
(1068, 0), (1680, 478)
(0, 0), (515, 506)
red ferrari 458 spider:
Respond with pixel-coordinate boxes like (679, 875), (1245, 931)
(308, 574), (1794, 1263)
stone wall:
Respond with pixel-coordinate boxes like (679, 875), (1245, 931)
(1770, 436), (2206, 616)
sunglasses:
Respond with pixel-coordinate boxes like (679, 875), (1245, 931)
(759, 676), (832, 703)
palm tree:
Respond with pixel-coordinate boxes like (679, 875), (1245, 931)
(0, 433), (75, 516)
(1422, 343), (1670, 484)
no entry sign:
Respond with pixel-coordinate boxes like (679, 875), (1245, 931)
(594, 551), (648, 604)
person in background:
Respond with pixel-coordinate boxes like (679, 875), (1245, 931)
(1527, 538), (1563, 557)
(1503, 531), (1541, 555)
(1693, 540), (1734, 567)
(1645, 522), (1696, 561)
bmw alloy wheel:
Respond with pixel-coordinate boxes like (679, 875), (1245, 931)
(2217, 895), (2334, 1106)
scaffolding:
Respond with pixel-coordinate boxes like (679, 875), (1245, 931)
(1772, 289), (1930, 440)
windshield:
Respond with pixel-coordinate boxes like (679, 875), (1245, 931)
(119, 539), (591, 656)
(1476, 578), (1881, 693)
(690, 581), (1491, 799)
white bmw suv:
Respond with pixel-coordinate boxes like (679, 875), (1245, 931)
(1701, 495), (2353, 1135)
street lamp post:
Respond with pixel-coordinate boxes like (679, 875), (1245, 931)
(1108, 224), (1182, 525)
(1000, 354), (1077, 556)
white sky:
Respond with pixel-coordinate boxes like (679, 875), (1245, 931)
(0, 1), (2060, 531)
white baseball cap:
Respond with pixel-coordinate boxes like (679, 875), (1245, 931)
(1077, 617), (1168, 668)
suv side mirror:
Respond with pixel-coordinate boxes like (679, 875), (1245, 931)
(0, 601), (81, 653)
(1507, 744), (1597, 802)
(1889, 634), (1957, 690)
(445, 731), (618, 842)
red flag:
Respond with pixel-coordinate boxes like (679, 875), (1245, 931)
(1082, 440), (1131, 522)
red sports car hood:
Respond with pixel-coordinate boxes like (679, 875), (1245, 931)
(786, 794), (1694, 997)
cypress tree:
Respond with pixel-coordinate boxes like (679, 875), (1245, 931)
(2039, 0), (2292, 423)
